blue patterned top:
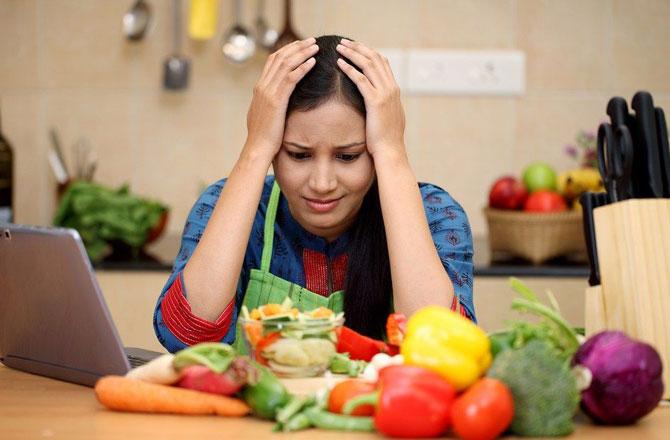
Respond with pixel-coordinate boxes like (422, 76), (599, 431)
(153, 175), (475, 352)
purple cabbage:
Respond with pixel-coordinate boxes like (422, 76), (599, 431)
(572, 330), (664, 425)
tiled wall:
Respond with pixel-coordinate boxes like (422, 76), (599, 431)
(2, 0), (669, 237)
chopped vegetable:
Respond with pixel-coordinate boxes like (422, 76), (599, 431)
(451, 378), (514, 440)
(487, 339), (579, 437)
(344, 365), (457, 438)
(241, 298), (342, 374)
(572, 330), (664, 425)
(125, 353), (181, 385)
(401, 306), (491, 390)
(94, 375), (250, 416)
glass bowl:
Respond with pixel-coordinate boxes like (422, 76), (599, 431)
(239, 313), (344, 378)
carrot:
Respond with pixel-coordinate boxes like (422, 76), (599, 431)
(94, 375), (250, 417)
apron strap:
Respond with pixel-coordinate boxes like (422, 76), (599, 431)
(260, 181), (281, 272)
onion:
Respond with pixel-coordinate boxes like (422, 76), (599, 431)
(572, 330), (664, 425)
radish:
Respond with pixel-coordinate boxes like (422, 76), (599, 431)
(177, 357), (254, 396)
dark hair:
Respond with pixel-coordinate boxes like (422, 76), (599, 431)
(286, 35), (392, 339)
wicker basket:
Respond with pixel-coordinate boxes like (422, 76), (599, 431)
(483, 207), (586, 265)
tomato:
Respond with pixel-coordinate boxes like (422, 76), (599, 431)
(327, 379), (377, 416)
(523, 190), (567, 213)
(451, 378), (514, 440)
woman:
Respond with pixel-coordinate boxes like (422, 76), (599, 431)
(154, 35), (474, 353)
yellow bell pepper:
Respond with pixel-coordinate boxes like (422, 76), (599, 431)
(400, 305), (491, 390)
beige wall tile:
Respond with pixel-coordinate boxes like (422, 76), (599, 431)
(611, 0), (670, 93)
(40, 1), (156, 89)
(417, 0), (516, 48)
(2, 92), (48, 225)
(132, 89), (252, 234)
(319, 0), (418, 47)
(515, 95), (607, 172)
(406, 96), (517, 235)
(518, 0), (612, 91)
(0, 0), (39, 91)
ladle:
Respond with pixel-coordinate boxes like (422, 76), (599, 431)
(222, 0), (256, 63)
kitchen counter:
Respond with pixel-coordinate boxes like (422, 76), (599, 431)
(93, 233), (589, 278)
(1, 364), (667, 439)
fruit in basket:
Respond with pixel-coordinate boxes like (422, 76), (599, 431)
(523, 190), (567, 213)
(557, 167), (603, 202)
(488, 176), (528, 210)
(522, 162), (557, 192)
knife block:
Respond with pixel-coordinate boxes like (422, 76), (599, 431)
(585, 199), (670, 399)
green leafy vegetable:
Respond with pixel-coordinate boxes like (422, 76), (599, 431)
(53, 181), (168, 260)
(490, 277), (581, 363)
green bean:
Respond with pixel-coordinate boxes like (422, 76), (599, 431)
(276, 394), (315, 424)
(304, 407), (375, 432)
(284, 413), (313, 432)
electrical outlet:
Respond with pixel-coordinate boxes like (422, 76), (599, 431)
(405, 50), (525, 96)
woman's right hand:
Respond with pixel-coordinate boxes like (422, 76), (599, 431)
(244, 37), (319, 159)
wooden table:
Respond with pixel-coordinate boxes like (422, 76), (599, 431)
(1, 364), (668, 439)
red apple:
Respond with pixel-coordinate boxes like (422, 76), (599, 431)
(523, 190), (568, 213)
(488, 176), (528, 210)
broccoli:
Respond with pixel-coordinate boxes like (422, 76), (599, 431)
(488, 339), (580, 437)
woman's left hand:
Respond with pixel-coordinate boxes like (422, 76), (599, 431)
(336, 39), (406, 159)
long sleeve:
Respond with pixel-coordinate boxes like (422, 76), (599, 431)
(420, 183), (476, 321)
(153, 179), (242, 352)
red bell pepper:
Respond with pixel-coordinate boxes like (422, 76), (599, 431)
(336, 326), (399, 362)
(343, 365), (456, 438)
(386, 313), (408, 346)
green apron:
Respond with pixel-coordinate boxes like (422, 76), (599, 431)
(233, 182), (345, 353)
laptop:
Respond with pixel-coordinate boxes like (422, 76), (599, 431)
(0, 224), (162, 387)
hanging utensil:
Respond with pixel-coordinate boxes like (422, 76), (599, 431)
(123, 0), (152, 42)
(222, 0), (256, 63)
(255, 0), (278, 50)
(163, 0), (190, 90)
(188, 0), (219, 41)
(272, 0), (300, 52)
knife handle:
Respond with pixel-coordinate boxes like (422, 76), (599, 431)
(607, 96), (630, 128)
(631, 91), (664, 198)
(580, 192), (601, 287)
(654, 107), (670, 197)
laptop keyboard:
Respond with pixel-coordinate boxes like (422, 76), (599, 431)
(127, 354), (149, 368)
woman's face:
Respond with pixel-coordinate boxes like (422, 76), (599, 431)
(273, 99), (374, 242)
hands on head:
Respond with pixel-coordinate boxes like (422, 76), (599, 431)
(244, 36), (406, 163)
